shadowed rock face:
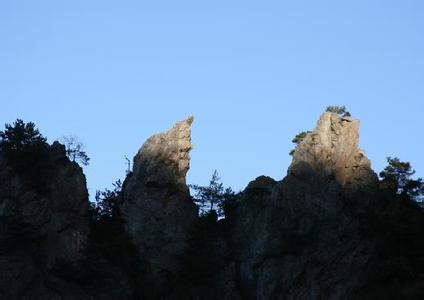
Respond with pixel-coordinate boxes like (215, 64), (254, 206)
(121, 116), (198, 296)
(0, 142), (89, 299)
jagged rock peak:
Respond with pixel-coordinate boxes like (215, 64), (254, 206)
(121, 116), (198, 296)
(289, 112), (378, 189)
(132, 116), (194, 189)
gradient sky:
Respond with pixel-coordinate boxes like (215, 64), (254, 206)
(1, 1), (423, 198)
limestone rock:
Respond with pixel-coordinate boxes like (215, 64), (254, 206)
(121, 116), (198, 296)
(289, 112), (378, 190)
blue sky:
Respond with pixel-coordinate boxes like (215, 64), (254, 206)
(1, 1), (423, 197)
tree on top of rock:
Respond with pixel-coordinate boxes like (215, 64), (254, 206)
(325, 105), (351, 117)
(0, 119), (49, 170)
(0, 119), (47, 153)
(0, 119), (51, 192)
(60, 135), (90, 166)
(292, 131), (311, 144)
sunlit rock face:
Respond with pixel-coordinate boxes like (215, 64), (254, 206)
(0, 142), (89, 299)
(132, 116), (194, 189)
(121, 116), (198, 296)
(289, 112), (378, 190)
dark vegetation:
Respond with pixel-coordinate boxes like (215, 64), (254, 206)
(179, 211), (226, 294)
(190, 170), (240, 218)
(325, 105), (351, 117)
(183, 172), (241, 296)
(0, 119), (51, 192)
(49, 177), (144, 297)
(81, 179), (143, 296)
(380, 157), (424, 201)
(289, 131), (311, 155)
(88, 178), (140, 276)
(289, 105), (351, 156)
(0, 212), (42, 255)
(0, 119), (47, 160)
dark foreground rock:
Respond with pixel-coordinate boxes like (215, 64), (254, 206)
(1, 113), (423, 299)
(0, 141), (89, 299)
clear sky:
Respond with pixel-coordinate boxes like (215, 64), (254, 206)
(1, 1), (423, 198)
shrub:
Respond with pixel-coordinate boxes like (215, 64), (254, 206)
(325, 105), (351, 117)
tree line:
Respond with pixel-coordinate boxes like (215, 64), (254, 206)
(1, 113), (423, 217)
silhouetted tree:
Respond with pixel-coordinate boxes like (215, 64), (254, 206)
(0, 119), (50, 191)
(219, 187), (241, 218)
(91, 180), (122, 221)
(380, 157), (424, 201)
(325, 105), (351, 117)
(190, 170), (236, 217)
(60, 135), (90, 166)
(0, 119), (48, 168)
(0, 119), (46, 152)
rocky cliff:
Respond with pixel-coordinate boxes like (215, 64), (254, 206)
(224, 112), (424, 299)
(120, 116), (198, 297)
(289, 112), (378, 189)
(225, 112), (379, 299)
(0, 141), (89, 299)
(1, 112), (423, 299)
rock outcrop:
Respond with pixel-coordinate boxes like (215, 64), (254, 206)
(224, 114), (377, 299)
(120, 116), (198, 297)
(289, 112), (378, 190)
(0, 142), (89, 299)
(224, 112), (424, 299)
(1, 112), (424, 299)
